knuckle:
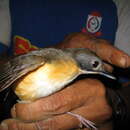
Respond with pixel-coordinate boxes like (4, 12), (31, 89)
(86, 79), (106, 96)
(7, 122), (20, 130)
(42, 95), (64, 113)
(36, 118), (58, 130)
(14, 104), (34, 121)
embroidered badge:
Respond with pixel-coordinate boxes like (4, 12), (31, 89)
(82, 11), (102, 37)
(14, 36), (38, 55)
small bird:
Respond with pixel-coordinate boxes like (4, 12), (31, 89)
(0, 48), (115, 102)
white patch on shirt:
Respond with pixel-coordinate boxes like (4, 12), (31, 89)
(86, 14), (102, 33)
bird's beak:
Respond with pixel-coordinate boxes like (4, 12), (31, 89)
(82, 70), (116, 80)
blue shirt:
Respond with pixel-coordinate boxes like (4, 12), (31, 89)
(9, 0), (118, 55)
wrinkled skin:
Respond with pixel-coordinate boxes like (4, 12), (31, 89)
(1, 32), (130, 130)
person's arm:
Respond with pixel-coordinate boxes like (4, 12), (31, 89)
(1, 32), (130, 130)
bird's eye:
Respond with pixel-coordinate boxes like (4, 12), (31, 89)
(92, 60), (99, 68)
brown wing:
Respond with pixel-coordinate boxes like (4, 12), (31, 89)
(0, 51), (46, 92)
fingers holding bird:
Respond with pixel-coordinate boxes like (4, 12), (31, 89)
(11, 79), (101, 121)
(1, 79), (112, 130)
(10, 79), (111, 122)
(57, 32), (130, 68)
(1, 103), (111, 130)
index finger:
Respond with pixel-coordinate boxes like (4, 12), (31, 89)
(57, 32), (130, 68)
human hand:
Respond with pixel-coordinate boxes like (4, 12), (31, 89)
(56, 32), (130, 69)
(1, 32), (130, 130)
(0, 79), (112, 130)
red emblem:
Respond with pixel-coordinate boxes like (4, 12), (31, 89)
(14, 36), (38, 55)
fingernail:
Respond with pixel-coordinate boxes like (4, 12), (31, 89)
(11, 105), (16, 118)
(0, 122), (8, 130)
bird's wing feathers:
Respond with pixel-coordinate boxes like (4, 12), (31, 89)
(0, 53), (45, 92)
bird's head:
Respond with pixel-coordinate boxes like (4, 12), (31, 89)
(67, 48), (116, 80)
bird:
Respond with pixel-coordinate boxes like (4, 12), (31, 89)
(0, 48), (115, 103)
